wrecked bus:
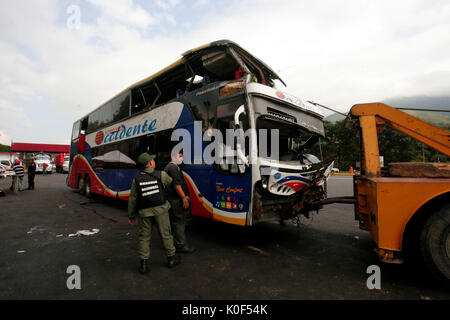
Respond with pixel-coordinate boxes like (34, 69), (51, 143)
(68, 40), (331, 226)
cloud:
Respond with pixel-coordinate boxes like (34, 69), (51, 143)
(0, 99), (34, 137)
(0, 131), (12, 145)
(179, 0), (450, 111)
(88, 0), (155, 29)
(194, 0), (209, 6)
(156, 0), (180, 10)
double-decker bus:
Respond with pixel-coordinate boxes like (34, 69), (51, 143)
(68, 40), (332, 226)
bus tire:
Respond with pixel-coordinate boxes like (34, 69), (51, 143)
(79, 177), (86, 195)
(420, 202), (450, 285)
(84, 176), (92, 198)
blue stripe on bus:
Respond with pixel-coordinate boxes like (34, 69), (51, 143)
(277, 176), (311, 184)
(94, 169), (139, 191)
(174, 104), (195, 129)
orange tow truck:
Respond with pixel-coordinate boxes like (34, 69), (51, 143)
(349, 103), (449, 283)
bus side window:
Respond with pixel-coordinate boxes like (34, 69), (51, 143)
(72, 121), (81, 141)
(155, 130), (173, 170)
(112, 93), (131, 122)
(92, 146), (105, 170)
(103, 144), (119, 170)
(120, 138), (141, 169)
(145, 135), (156, 154)
(131, 88), (147, 115)
(80, 117), (88, 134)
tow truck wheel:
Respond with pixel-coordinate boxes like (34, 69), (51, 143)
(420, 203), (450, 285)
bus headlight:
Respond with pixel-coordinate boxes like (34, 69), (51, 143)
(260, 166), (273, 189)
(261, 176), (268, 189)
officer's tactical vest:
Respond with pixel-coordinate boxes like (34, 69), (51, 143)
(135, 170), (166, 209)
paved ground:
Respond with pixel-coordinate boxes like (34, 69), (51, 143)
(0, 174), (449, 300)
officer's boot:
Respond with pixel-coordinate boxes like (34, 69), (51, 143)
(139, 259), (148, 274)
(167, 255), (181, 268)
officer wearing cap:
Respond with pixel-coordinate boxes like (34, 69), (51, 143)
(128, 152), (181, 274)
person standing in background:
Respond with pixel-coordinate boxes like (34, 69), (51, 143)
(12, 159), (25, 191)
(27, 159), (36, 190)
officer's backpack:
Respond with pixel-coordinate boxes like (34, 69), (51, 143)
(135, 170), (166, 209)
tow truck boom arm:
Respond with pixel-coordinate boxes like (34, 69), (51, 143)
(350, 103), (450, 176)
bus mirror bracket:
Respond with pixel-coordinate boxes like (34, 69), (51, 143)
(234, 105), (246, 128)
(234, 105), (249, 167)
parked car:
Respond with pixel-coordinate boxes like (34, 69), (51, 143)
(63, 156), (70, 173)
(0, 164), (6, 178)
(35, 154), (53, 174)
(0, 164), (13, 178)
(0, 160), (12, 170)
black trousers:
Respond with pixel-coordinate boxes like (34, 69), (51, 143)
(28, 173), (35, 189)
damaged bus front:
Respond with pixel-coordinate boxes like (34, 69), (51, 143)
(233, 83), (331, 225)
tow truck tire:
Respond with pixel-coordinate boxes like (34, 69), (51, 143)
(420, 203), (450, 285)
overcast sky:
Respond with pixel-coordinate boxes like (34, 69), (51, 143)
(1, 0), (450, 145)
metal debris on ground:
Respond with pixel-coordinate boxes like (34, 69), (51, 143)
(68, 229), (100, 237)
(27, 226), (46, 234)
(248, 246), (270, 256)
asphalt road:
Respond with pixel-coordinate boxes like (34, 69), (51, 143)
(0, 174), (449, 300)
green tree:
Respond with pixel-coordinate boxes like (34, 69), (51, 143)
(0, 144), (11, 152)
(321, 120), (449, 171)
(322, 120), (360, 171)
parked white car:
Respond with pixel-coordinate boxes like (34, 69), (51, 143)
(0, 164), (6, 178)
(0, 164), (14, 178)
(35, 154), (53, 174)
(0, 160), (12, 170)
(63, 156), (70, 173)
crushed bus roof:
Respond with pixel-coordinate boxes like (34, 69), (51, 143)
(77, 40), (286, 121)
(131, 40), (285, 94)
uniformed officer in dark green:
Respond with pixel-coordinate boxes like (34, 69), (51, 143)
(128, 152), (181, 274)
(164, 152), (195, 253)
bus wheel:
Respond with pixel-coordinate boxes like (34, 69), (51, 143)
(79, 177), (86, 195)
(420, 202), (450, 285)
(85, 176), (92, 198)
